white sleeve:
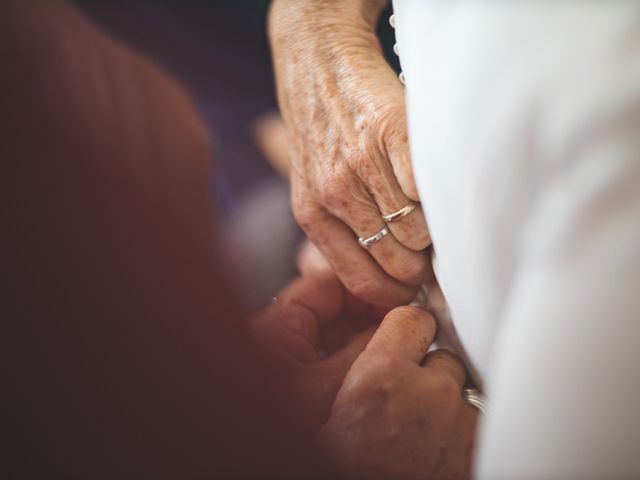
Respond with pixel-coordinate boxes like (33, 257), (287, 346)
(476, 41), (640, 479)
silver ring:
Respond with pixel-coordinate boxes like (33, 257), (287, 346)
(358, 226), (390, 249)
(382, 203), (417, 223)
(462, 388), (488, 415)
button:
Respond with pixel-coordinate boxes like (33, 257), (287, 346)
(393, 43), (399, 56)
(389, 14), (396, 29)
(399, 71), (406, 85)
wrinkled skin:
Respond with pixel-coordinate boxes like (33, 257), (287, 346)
(269, 0), (432, 308)
(317, 306), (478, 480)
(252, 272), (477, 479)
(250, 273), (384, 433)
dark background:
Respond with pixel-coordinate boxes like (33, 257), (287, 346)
(1, 2), (401, 477)
(72, 1), (399, 306)
(75, 0), (399, 208)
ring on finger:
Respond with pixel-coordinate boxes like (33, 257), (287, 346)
(358, 226), (390, 250)
(382, 202), (417, 223)
(462, 388), (489, 415)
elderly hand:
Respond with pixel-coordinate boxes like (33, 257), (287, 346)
(317, 306), (478, 480)
(269, 0), (431, 308)
(250, 273), (385, 434)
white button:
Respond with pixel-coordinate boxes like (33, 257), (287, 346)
(399, 72), (406, 85)
(393, 43), (399, 56)
(389, 14), (396, 29)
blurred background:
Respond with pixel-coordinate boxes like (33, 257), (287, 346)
(74, 0), (399, 308)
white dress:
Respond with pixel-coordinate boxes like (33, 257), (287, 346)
(393, 1), (640, 478)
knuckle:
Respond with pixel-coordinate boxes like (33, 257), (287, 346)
(366, 354), (402, 381)
(345, 150), (373, 179)
(319, 171), (352, 210)
(345, 353), (399, 397)
(292, 199), (321, 231)
(373, 107), (405, 144)
(343, 148), (363, 168)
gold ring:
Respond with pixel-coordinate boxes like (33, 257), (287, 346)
(382, 203), (417, 223)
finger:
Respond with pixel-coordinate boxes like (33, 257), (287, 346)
(309, 211), (418, 307)
(309, 215), (418, 307)
(253, 112), (291, 178)
(354, 152), (430, 252)
(278, 273), (345, 334)
(294, 245), (386, 326)
(364, 306), (436, 364)
(343, 291), (388, 329)
(296, 240), (332, 276)
(250, 307), (318, 363)
(292, 184), (417, 308)
(384, 203), (431, 252)
(319, 326), (376, 388)
(422, 349), (467, 389)
(318, 321), (359, 354)
(318, 175), (429, 287)
(382, 96), (419, 201)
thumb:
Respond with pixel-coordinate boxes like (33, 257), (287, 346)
(364, 306), (436, 364)
(253, 112), (291, 178)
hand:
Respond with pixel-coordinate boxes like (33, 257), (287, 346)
(317, 306), (478, 480)
(269, 0), (431, 308)
(250, 273), (385, 434)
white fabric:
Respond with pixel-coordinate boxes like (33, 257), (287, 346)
(393, 1), (640, 478)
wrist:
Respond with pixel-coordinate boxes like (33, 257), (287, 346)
(269, 0), (387, 46)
